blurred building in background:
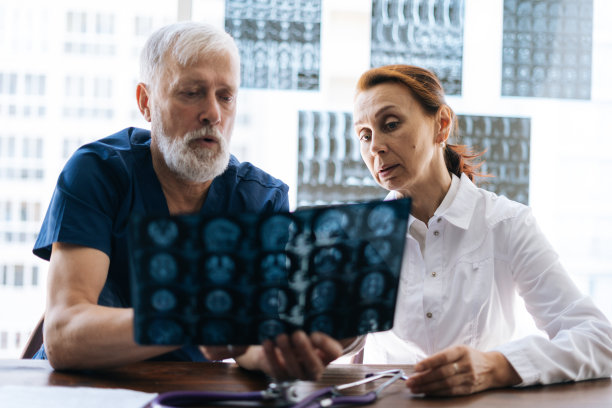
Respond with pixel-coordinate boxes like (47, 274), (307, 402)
(1, 0), (612, 358)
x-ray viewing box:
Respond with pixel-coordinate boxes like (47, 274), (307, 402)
(129, 198), (411, 345)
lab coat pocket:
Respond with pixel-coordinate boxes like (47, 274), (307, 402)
(446, 257), (495, 347)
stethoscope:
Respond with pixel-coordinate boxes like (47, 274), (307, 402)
(149, 368), (407, 408)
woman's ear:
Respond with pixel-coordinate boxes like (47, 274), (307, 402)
(436, 105), (452, 144)
(136, 83), (152, 122)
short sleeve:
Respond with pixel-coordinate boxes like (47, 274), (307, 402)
(33, 147), (128, 260)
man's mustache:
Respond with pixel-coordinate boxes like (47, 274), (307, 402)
(184, 126), (223, 144)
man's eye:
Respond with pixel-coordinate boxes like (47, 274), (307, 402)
(359, 132), (371, 142)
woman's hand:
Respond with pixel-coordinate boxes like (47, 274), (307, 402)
(235, 331), (343, 381)
(406, 345), (521, 396)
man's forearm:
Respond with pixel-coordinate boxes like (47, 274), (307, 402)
(44, 304), (178, 370)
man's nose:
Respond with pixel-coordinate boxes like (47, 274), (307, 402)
(198, 94), (221, 126)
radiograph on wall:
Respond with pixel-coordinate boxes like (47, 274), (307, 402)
(297, 111), (531, 207)
(225, 0), (321, 90)
(502, 0), (593, 99)
(370, 0), (465, 96)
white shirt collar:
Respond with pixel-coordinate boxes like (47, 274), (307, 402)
(385, 172), (475, 230)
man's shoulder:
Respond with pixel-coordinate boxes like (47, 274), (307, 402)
(83, 127), (151, 153)
(226, 156), (289, 192)
(63, 127), (151, 180)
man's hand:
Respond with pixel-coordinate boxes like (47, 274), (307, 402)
(405, 345), (521, 396)
(199, 345), (249, 361)
(234, 331), (343, 381)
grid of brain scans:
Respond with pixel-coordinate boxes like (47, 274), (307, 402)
(224, 0), (322, 90)
(458, 115), (531, 205)
(130, 199), (411, 345)
(370, 0), (465, 96)
(502, 0), (593, 99)
(297, 110), (387, 207)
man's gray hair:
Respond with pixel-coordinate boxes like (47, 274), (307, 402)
(140, 21), (240, 88)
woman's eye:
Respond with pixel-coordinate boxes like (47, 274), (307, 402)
(384, 121), (399, 131)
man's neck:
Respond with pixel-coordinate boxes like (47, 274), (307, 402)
(151, 146), (213, 215)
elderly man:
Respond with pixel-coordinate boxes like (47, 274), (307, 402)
(32, 21), (342, 380)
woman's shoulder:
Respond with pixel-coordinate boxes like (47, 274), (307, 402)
(468, 180), (531, 227)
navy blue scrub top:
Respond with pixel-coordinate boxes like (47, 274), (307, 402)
(33, 127), (289, 361)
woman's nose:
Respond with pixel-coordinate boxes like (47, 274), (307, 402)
(369, 133), (387, 155)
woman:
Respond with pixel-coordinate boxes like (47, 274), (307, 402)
(352, 65), (612, 396)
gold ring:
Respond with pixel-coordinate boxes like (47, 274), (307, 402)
(453, 362), (459, 374)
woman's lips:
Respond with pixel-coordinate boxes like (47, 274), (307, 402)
(379, 164), (398, 178)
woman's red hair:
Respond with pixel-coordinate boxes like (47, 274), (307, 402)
(356, 65), (486, 182)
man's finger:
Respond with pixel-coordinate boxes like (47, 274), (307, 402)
(275, 333), (306, 379)
(262, 339), (286, 380)
(310, 332), (343, 365)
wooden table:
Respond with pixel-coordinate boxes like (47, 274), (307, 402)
(1, 359), (612, 407)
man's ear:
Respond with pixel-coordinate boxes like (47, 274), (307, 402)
(136, 83), (152, 122)
(436, 105), (452, 144)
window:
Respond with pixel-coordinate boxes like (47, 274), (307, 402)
(0, 331), (7, 349)
(24, 74), (45, 96)
(32, 266), (39, 286)
(134, 16), (153, 36)
(14, 265), (24, 286)
(66, 11), (87, 33)
(34, 202), (41, 222)
(0, 73), (18, 95)
(3, 202), (11, 221)
(19, 201), (27, 221)
(95, 13), (114, 35)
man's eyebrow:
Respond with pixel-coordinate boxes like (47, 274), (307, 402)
(353, 104), (396, 127)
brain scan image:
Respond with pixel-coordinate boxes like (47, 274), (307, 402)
(201, 320), (234, 344)
(151, 289), (177, 312)
(313, 209), (349, 240)
(258, 319), (285, 342)
(204, 255), (236, 284)
(357, 308), (380, 333)
(312, 246), (343, 275)
(309, 280), (337, 312)
(259, 253), (291, 282)
(359, 271), (386, 302)
(202, 218), (242, 251)
(147, 319), (184, 344)
(367, 205), (396, 236)
(149, 253), (178, 283)
(362, 241), (392, 266)
(147, 218), (179, 247)
(259, 215), (297, 250)
(308, 314), (334, 335)
(204, 289), (234, 314)
(259, 287), (289, 315)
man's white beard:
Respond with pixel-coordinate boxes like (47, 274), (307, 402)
(153, 119), (230, 183)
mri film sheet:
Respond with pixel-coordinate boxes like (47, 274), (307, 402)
(129, 198), (411, 345)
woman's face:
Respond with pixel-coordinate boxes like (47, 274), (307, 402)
(353, 82), (447, 194)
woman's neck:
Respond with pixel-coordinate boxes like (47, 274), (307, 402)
(399, 171), (453, 225)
